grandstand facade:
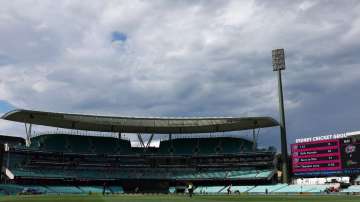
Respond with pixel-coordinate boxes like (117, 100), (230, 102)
(0, 109), (280, 193)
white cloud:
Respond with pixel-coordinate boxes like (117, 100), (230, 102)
(0, 1), (360, 148)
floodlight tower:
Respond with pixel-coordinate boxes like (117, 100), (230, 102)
(272, 48), (289, 183)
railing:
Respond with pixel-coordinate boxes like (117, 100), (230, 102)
(31, 130), (131, 141)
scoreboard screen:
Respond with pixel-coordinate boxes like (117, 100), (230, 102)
(341, 137), (360, 174)
(292, 139), (341, 174)
(291, 136), (360, 176)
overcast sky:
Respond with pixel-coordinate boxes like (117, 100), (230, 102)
(0, 0), (360, 149)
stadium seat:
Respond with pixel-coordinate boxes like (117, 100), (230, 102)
(109, 186), (124, 194)
(194, 186), (225, 194)
(67, 135), (91, 153)
(158, 137), (257, 155)
(47, 186), (83, 194)
(198, 138), (218, 154)
(340, 185), (360, 193)
(79, 186), (103, 193)
(31, 134), (69, 152)
(168, 187), (176, 194)
(220, 185), (255, 193)
(256, 170), (274, 178)
(23, 185), (53, 194)
(247, 184), (288, 193)
(29, 134), (132, 155)
(0, 184), (24, 195)
(90, 136), (118, 154)
(274, 184), (329, 193)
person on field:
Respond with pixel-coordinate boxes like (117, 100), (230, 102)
(188, 184), (193, 198)
(227, 184), (232, 195)
(102, 182), (107, 196)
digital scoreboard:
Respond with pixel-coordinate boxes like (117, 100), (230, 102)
(292, 139), (341, 174)
(340, 137), (360, 174)
(291, 133), (360, 176)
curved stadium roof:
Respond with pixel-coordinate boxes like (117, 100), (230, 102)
(1, 109), (279, 134)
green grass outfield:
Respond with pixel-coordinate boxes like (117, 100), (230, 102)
(0, 194), (359, 202)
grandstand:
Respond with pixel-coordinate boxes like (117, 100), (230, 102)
(1, 109), (359, 196)
(0, 109), (280, 194)
(3, 134), (277, 192)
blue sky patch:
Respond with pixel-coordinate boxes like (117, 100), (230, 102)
(0, 100), (14, 113)
(111, 31), (127, 42)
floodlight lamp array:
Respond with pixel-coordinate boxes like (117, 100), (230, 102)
(272, 49), (286, 71)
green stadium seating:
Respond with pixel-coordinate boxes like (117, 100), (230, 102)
(171, 139), (196, 155)
(0, 184), (125, 195)
(158, 137), (255, 156)
(194, 186), (226, 194)
(31, 134), (69, 152)
(168, 187), (176, 193)
(27, 134), (270, 156)
(247, 184), (288, 193)
(193, 184), (331, 195)
(221, 138), (241, 153)
(5, 134), (276, 193)
(158, 141), (173, 155)
(79, 186), (103, 193)
(23, 185), (54, 193)
(273, 184), (329, 193)
(46, 186), (83, 194)
(67, 135), (91, 153)
(5, 153), (27, 169)
(198, 138), (218, 154)
(341, 185), (360, 193)
(226, 169), (273, 179)
(30, 134), (132, 154)
(90, 136), (118, 154)
(0, 184), (24, 195)
(10, 167), (275, 181)
(109, 186), (124, 194)
(256, 170), (274, 178)
(220, 185), (255, 193)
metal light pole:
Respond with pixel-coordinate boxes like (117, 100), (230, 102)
(272, 48), (289, 183)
